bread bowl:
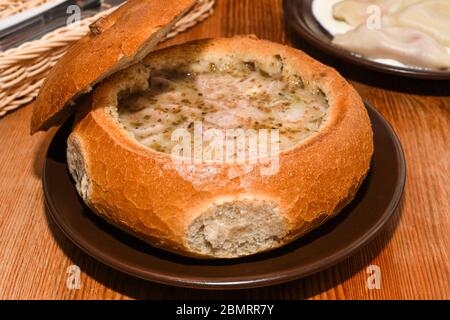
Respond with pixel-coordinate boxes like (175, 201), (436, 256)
(30, 0), (197, 133)
(32, 1), (373, 259)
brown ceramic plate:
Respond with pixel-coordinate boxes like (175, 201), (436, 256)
(43, 102), (405, 290)
(283, 0), (450, 80)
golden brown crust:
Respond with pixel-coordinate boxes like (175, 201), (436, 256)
(30, 0), (197, 134)
(68, 37), (374, 258)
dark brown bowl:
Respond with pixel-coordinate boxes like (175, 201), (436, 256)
(283, 0), (450, 80)
(43, 102), (405, 290)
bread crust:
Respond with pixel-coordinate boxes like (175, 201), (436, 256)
(67, 37), (374, 258)
(31, 0), (197, 134)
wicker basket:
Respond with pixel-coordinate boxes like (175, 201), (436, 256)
(0, 0), (215, 117)
(0, 0), (54, 18)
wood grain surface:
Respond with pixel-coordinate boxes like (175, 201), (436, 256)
(0, 0), (449, 300)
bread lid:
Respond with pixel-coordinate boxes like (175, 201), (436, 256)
(30, 0), (197, 134)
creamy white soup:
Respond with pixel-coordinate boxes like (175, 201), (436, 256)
(117, 60), (329, 155)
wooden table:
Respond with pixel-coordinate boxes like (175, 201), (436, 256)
(0, 0), (449, 300)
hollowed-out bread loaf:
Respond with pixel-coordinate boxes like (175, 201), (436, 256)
(66, 36), (374, 259)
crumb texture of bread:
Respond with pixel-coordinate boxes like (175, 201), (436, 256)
(67, 135), (90, 203)
(187, 199), (287, 258)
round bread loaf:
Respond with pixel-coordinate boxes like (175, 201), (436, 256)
(66, 36), (374, 259)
